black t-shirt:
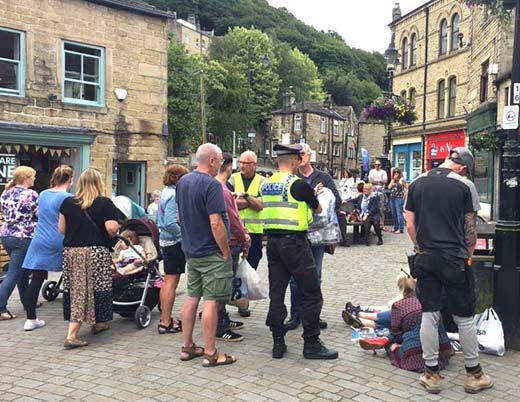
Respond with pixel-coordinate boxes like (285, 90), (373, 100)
(405, 167), (480, 259)
(60, 196), (126, 247)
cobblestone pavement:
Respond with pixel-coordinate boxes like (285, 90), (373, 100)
(1, 228), (519, 402)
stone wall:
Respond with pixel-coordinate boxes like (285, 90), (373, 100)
(0, 0), (169, 194)
(358, 122), (386, 162)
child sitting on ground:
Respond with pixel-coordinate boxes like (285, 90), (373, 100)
(113, 229), (146, 275)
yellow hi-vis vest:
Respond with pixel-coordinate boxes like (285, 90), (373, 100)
(261, 172), (313, 232)
(232, 172), (263, 234)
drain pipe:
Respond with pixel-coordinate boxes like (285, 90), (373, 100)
(422, 5), (430, 169)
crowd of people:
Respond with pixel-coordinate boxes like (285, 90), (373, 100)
(0, 143), (492, 394)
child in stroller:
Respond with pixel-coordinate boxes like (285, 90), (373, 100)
(113, 229), (146, 276)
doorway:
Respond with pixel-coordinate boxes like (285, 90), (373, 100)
(112, 162), (146, 206)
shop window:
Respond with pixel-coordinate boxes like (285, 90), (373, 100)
(480, 60), (489, 103)
(411, 150), (422, 179)
(320, 117), (326, 133)
(411, 33), (417, 66)
(62, 41), (105, 106)
(402, 37), (408, 70)
(451, 14), (460, 51)
(0, 27), (25, 97)
(438, 80), (445, 119)
(448, 77), (457, 117)
(294, 114), (302, 131)
(333, 120), (339, 136)
(474, 151), (492, 203)
(439, 19), (448, 55)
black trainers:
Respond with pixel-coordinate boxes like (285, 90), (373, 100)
(303, 339), (339, 360)
(377, 239), (383, 246)
(319, 319), (328, 329)
(229, 320), (244, 330)
(284, 317), (300, 330)
(272, 337), (287, 359)
(216, 329), (244, 342)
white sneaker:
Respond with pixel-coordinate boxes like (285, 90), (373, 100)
(24, 319), (46, 331)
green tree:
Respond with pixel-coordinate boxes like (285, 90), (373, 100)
(275, 43), (326, 103)
(167, 42), (201, 155)
(207, 27), (280, 142)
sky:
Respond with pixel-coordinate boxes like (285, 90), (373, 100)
(266, 0), (426, 53)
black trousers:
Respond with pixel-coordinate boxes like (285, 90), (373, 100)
(25, 270), (47, 320)
(266, 234), (323, 339)
(363, 220), (382, 243)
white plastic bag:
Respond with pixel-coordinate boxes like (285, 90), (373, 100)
(476, 308), (505, 356)
(236, 257), (269, 300)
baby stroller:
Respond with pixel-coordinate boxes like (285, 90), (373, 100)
(112, 218), (162, 328)
(42, 218), (162, 329)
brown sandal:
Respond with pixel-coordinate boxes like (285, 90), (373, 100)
(202, 349), (237, 367)
(180, 343), (205, 361)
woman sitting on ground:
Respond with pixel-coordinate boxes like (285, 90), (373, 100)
(343, 272), (453, 372)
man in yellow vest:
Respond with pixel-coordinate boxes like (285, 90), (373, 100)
(229, 151), (264, 317)
(261, 143), (338, 360)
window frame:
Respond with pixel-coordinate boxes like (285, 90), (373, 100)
(409, 87), (416, 108)
(294, 114), (302, 131)
(411, 33), (417, 66)
(333, 120), (339, 136)
(438, 79), (446, 119)
(439, 19), (448, 55)
(402, 37), (409, 70)
(448, 76), (457, 117)
(61, 40), (105, 107)
(320, 116), (327, 134)
(480, 60), (489, 103)
(451, 14), (460, 51)
(0, 27), (26, 97)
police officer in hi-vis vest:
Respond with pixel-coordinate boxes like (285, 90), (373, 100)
(261, 143), (338, 360)
(230, 151), (265, 317)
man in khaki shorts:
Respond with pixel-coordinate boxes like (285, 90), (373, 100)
(176, 143), (237, 367)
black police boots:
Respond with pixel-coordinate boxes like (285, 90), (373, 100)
(303, 338), (339, 360)
(272, 337), (287, 359)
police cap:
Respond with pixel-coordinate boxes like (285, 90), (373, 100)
(273, 143), (303, 157)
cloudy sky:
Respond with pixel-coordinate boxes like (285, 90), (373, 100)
(266, 0), (426, 53)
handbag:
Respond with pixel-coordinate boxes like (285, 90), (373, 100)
(324, 244), (336, 255)
(476, 307), (505, 356)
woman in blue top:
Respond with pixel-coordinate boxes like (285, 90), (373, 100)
(22, 165), (73, 331)
(156, 164), (189, 334)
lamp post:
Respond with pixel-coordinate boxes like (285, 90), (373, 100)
(494, 0), (520, 350)
(384, 33), (400, 161)
(245, 37), (270, 149)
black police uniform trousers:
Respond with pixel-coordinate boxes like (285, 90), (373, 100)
(266, 233), (323, 339)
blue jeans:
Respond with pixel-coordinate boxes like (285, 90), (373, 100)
(289, 244), (325, 321)
(217, 246), (241, 334)
(0, 236), (31, 313)
(375, 310), (391, 329)
(390, 197), (405, 232)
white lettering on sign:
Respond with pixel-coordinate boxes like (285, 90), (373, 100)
(0, 154), (17, 185)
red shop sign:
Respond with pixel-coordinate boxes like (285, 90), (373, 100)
(427, 130), (465, 159)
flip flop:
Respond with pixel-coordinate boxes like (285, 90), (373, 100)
(0, 310), (16, 320)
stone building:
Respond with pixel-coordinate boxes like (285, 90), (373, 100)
(170, 16), (213, 57)
(269, 89), (356, 178)
(0, 0), (172, 205)
(389, 0), (471, 181)
(358, 119), (388, 174)
(465, 6), (515, 219)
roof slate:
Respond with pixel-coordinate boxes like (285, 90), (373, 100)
(85, 0), (173, 19)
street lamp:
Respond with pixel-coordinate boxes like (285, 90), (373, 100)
(494, 0), (520, 350)
(246, 37), (270, 142)
(383, 34), (400, 161)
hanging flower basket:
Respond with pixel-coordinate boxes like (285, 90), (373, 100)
(362, 96), (418, 125)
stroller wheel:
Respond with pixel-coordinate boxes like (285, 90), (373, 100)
(42, 281), (59, 301)
(135, 305), (152, 328)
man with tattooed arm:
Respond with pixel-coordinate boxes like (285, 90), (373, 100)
(405, 147), (493, 395)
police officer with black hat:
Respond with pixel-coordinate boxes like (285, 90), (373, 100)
(261, 143), (338, 360)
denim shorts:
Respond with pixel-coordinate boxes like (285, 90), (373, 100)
(186, 253), (233, 301)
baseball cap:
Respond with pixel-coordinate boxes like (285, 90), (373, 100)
(448, 147), (474, 172)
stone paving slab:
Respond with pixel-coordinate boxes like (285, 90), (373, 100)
(0, 228), (519, 401)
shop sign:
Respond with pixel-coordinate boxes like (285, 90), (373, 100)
(427, 131), (465, 160)
(0, 154), (17, 185)
(502, 105), (519, 129)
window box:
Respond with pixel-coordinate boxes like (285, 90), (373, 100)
(62, 40), (105, 107)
